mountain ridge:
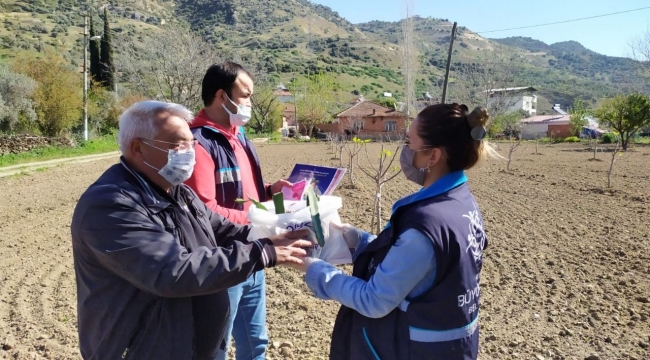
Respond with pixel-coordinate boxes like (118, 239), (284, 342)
(0, 0), (647, 111)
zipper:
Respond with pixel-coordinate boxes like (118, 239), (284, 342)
(122, 322), (146, 359)
(184, 192), (217, 247)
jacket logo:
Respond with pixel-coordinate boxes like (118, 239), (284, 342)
(367, 258), (377, 274)
(462, 201), (486, 263)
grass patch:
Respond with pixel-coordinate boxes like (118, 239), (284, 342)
(0, 133), (118, 168)
(632, 137), (650, 145)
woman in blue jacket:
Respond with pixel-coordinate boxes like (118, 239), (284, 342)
(292, 103), (495, 360)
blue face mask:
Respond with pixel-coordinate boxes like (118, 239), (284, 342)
(399, 145), (431, 186)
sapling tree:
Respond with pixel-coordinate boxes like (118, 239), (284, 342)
(358, 145), (403, 234)
(343, 136), (370, 187)
(606, 141), (631, 188)
(335, 137), (346, 167)
(506, 135), (521, 173)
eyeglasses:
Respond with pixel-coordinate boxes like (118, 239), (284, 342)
(141, 138), (197, 152)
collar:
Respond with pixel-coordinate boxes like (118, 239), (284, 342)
(119, 157), (172, 213)
(385, 171), (468, 230)
(192, 109), (238, 137)
(192, 109), (248, 146)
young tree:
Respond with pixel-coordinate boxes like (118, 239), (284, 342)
(594, 93), (650, 150)
(119, 25), (223, 111)
(607, 141), (621, 188)
(569, 99), (589, 136)
(506, 135), (522, 173)
(334, 136), (346, 167)
(490, 112), (521, 138)
(291, 73), (339, 137)
(89, 11), (101, 83)
(343, 136), (370, 187)
(358, 145), (402, 234)
(12, 52), (82, 136)
(0, 65), (37, 133)
(99, 7), (115, 89)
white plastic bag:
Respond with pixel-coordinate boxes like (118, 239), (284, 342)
(246, 195), (352, 265)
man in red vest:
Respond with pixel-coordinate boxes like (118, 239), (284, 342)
(186, 62), (290, 360)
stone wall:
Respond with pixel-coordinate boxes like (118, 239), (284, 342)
(0, 135), (76, 155)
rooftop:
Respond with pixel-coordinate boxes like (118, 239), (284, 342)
(520, 114), (570, 124)
(482, 86), (537, 94)
(336, 100), (406, 118)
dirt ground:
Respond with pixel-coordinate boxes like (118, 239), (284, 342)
(0, 142), (649, 360)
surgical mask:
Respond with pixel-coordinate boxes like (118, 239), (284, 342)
(142, 140), (196, 186)
(400, 145), (431, 186)
(222, 95), (252, 127)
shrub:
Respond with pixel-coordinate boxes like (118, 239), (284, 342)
(11, 52), (82, 136)
(601, 133), (618, 144)
(564, 136), (580, 143)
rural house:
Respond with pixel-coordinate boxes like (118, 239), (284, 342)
(483, 86), (538, 116)
(274, 84), (294, 103)
(520, 114), (572, 139)
(332, 100), (408, 140)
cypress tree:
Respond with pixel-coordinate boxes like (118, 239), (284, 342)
(89, 11), (101, 83)
(99, 7), (115, 89)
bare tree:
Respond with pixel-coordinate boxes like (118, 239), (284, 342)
(506, 135), (521, 173)
(630, 26), (650, 66)
(607, 141), (621, 188)
(400, 0), (418, 121)
(118, 25), (222, 111)
(358, 145), (402, 234)
(343, 137), (369, 187)
(628, 26), (650, 95)
(335, 137), (346, 167)
(452, 50), (521, 120)
(250, 81), (282, 134)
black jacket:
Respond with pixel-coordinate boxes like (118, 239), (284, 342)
(70, 158), (276, 360)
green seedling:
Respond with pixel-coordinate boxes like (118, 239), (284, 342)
(235, 194), (268, 211)
(272, 192), (285, 214)
(305, 186), (325, 247)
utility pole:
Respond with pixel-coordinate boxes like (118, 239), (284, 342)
(441, 22), (457, 104)
(83, 12), (89, 141)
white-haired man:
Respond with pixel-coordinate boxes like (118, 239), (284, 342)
(70, 100), (310, 360)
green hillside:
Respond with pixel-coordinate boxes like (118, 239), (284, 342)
(1, 0), (648, 111)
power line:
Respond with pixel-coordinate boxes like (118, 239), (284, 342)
(477, 6), (650, 34)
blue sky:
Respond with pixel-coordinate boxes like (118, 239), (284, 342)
(310, 0), (650, 58)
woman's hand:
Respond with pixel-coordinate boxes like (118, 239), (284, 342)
(331, 222), (362, 249)
(284, 256), (319, 272)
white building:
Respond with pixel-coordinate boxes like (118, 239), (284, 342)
(483, 86), (538, 116)
(520, 114), (571, 140)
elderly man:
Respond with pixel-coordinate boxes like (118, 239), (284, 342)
(70, 100), (310, 360)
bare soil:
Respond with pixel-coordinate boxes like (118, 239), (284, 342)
(1, 142), (649, 360)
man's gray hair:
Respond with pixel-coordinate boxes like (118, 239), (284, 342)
(117, 100), (193, 154)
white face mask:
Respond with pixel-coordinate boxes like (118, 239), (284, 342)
(222, 95), (252, 127)
(142, 140), (196, 186)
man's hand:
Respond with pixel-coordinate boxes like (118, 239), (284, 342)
(269, 229), (313, 266)
(270, 179), (292, 195)
(269, 229), (311, 246)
